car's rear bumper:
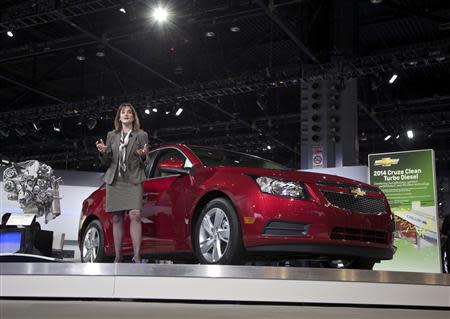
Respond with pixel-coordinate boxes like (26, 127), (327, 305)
(246, 243), (396, 261)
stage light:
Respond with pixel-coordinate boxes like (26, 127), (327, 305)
(389, 74), (398, 84)
(96, 50), (105, 57)
(329, 104), (339, 111)
(331, 136), (340, 142)
(384, 134), (391, 141)
(76, 49), (86, 61)
(0, 127), (9, 137)
(86, 117), (97, 130)
(53, 123), (61, 132)
(119, 7), (126, 14)
(396, 134), (400, 139)
(330, 116), (339, 123)
(152, 108), (158, 113)
(165, 110), (170, 115)
(32, 121), (42, 131)
(407, 129), (414, 139)
(256, 97), (266, 111)
(144, 109), (151, 115)
(312, 92), (320, 99)
(6, 31), (13, 37)
(152, 6), (169, 23)
(230, 26), (240, 32)
(360, 132), (367, 142)
(267, 145), (271, 150)
(15, 126), (26, 136)
(205, 31), (215, 38)
(329, 126), (339, 133)
(175, 108), (183, 116)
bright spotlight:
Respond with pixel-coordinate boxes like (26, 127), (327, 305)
(119, 7), (126, 14)
(53, 123), (61, 132)
(32, 121), (42, 131)
(384, 134), (391, 141)
(267, 145), (271, 150)
(144, 109), (151, 115)
(152, 108), (158, 113)
(6, 31), (14, 37)
(407, 130), (414, 139)
(152, 7), (169, 23)
(389, 74), (398, 84)
(175, 108), (183, 116)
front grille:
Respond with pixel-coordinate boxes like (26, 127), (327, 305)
(322, 191), (386, 214)
(331, 227), (388, 244)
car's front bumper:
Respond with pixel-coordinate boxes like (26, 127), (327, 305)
(246, 242), (396, 260)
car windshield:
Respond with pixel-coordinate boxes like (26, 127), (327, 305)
(189, 146), (289, 170)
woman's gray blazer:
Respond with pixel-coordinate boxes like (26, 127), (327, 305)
(100, 129), (148, 185)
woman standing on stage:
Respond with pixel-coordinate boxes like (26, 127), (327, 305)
(96, 102), (149, 263)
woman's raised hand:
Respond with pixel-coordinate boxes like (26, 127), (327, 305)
(135, 143), (149, 157)
(96, 139), (107, 154)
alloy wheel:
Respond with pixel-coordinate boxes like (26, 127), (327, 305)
(83, 226), (100, 262)
(198, 207), (230, 263)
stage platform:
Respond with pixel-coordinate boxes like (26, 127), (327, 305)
(1, 262), (449, 308)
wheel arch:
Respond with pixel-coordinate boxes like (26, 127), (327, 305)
(190, 190), (242, 248)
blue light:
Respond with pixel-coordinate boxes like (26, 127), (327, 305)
(0, 231), (22, 253)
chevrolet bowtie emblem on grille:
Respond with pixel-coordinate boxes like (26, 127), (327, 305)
(374, 157), (399, 167)
(350, 188), (366, 197)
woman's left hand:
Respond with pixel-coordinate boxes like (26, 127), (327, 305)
(135, 144), (149, 157)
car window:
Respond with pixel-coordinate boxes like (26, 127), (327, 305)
(151, 148), (189, 178)
(190, 146), (288, 170)
(144, 151), (158, 178)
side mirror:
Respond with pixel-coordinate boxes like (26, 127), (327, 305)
(158, 158), (191, 175)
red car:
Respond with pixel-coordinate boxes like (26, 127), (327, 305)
(79, 144), (395, 269)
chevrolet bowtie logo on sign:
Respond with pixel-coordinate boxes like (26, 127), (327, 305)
(374, 157), (400, 167)
(350, 187), (366, 197)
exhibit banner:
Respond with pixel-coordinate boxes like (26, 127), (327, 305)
(368, 149), (441, 273)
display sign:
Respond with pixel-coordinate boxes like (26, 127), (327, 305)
(368, 149), (441, 273)
(312, 146), (324, 168)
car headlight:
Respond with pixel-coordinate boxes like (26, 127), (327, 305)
(254, 176), (307, 199)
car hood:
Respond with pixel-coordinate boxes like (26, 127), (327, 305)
(208, 166), (376, 189)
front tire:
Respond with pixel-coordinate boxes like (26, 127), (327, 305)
(81, 219), (105, 263)
(193, 198), (244, 265)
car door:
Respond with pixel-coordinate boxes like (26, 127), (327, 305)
(141, 147), (192, 254)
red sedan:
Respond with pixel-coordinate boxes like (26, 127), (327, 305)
(79, 144), (395, 269)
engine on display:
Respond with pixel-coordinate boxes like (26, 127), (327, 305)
(3, 160), (62, 223)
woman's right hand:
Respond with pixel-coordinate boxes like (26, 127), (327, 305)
(96, 139), (107, 154)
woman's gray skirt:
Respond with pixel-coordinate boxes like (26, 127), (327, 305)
(106, 176), (142, 213)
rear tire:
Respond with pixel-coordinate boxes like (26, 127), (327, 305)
(193, 198), (244, 265)
(81, 220), (105, 263)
